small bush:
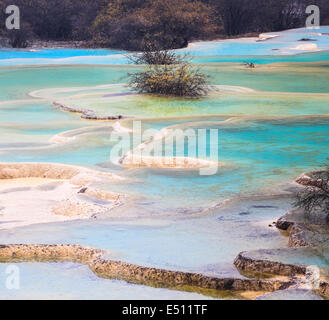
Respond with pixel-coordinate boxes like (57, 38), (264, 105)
(128, 46), (208, 97)
(129, 63), (208, 97)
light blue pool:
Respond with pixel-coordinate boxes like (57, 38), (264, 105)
(0, 27), (328, 299)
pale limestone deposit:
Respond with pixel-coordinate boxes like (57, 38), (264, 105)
(0, 163), (125, 229)
(120, 155), (223, 170)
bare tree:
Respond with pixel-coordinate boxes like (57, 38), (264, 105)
(294, 161), (329, 223)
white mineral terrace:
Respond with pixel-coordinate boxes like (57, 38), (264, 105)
(0, 163), (125, 229)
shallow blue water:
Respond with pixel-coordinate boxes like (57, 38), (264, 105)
(0, 196), (290, 277)
(0, 27), (328, 299)
(1, 50), (329, 66)
(0, 48), (126, 59)
(1, 27), (329, 66)
(1, 117), (327, 213)
(0, 262), (214, 300)
(193, 51), (329, 64)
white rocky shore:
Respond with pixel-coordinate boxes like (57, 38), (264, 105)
(0, 163), (125, 230)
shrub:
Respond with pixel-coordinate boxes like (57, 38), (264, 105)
(128, 62), (208, 97)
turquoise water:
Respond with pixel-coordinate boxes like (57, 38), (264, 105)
(1, 27), (329, 66)
(193, 51), (329, 64)
(0, 263), (215, 300)
(0, 48), (125, 59)
(0, 197), (290, 277)
(1, 49), (329, 66)
(184, 27), (329, 57)
(0, 27), (328, 299)
(1, 116), (327, 211)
